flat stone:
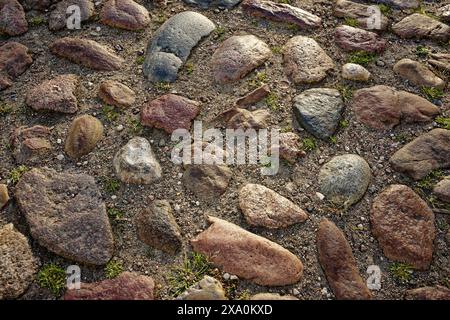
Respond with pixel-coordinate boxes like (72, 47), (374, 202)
(319, 154), (371, 207)
(406, 286), (450, 300)
(0, 0), (27, 36)
(433, 179), (450, 203)
(335, 25), (386, 53)
(191, 216), (303, 286)
(25, 74), (79, 113)
(293, 88), (344, 140)
(334, 0), (388, 30)
(50, 37), (124, 71)
(0, 42), (33, 91)
(376, 0), (419, 9)
(212, 35), (272, 84)
(64, 272), (155, 300)
(65, 115), (104, 159)
(279, 132), (305, 164)
(371, 184), (435, 270)
(98, 80), (136, 108)
(438, 4), (450, 22)
(342, 63), (370, 81)
(394, 59), (445, 89)
(236, 84), (270, 107)
(0, 224), (39, 299)
(134, 200), (182, 254)
(183, 165), (232, 201)
(183, 0), (241, 9)
(15, 167), (114, 265)
(250, 293), (298, 300)
(429, 53), (450, 72)
(49, 0), (94, 31)
(392, 14), (450, 42)
(0, 184), (9, 209)
(143, 11), (215, 82)
(352, 85), (440, 130)
(283, 36), (334, 84)
(219, 107), (270, 130)
(100, 0), (150, 31)
(10, 125), (52, 164)
(242, 0), (321, 29)
(176, 275), (227, 300)
(317, 219), (372, 300)
(389, 129), (450, 180)
(239, 183), (308, 228)
(114, 137), (162, 184)
(140, 94), (200, 133)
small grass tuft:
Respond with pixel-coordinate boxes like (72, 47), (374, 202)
(104, 178), (120, 194)
(9, 165), (29, 184)
(435, 116), (450, 130)
(415, 45), (430, 58)
(329, 136), (337, 144)
(135, 56), (145, 65)
(105, 260), (124, 279)
(271, 46), (283, 54)
(337, 84), (354, 102)
(37, 264), (66, 296)
(215, 26), (226, 40)
(389, 262), (413, 283)
(417, 169), (444, 190)
(378, 4), (392, 15)
(107, 208), (124, 221)
(29, 16), (46, 26)
(249, 71), (267, 88)
(421, 87), (444, 101)
(302, 138), (316, 151)
(185, 62), (195, 75)
(0, 102), (13, 116)
(236, 290), (251, 300)
(155, 81), (171, 91)
(265, 92), (279, 111)
(348, 51), (377, 66)
(102, 104), (120, 122)
(339, 119), (349, 129)
(167, 252), (213, 297)
(344, 17), (359, 27)
(127, 116), (143, 135)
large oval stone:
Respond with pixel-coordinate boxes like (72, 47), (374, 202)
(65, 115), (104, 159)
(100, 0), (150, 31)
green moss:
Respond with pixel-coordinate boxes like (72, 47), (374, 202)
(389, 262), (413, 283)
(185, 62), (195, 75)
(337, 84), (354, 102)
(154, 82), (171, 91)
(421, 87), (444, 101)
(104, 178), (120, 194)
(339, 119), (349, 128)
(102, 104), (120, 122)
(248, 71), (267, 88)
(393, 132), (409, 143)
(236, 290), (251, 300)
(215, 26), (226, 40)
(435, 116), (450, 130)
(0, 102), (12, 116)
(378, 4), (392, 15)
(107, 208), (124, 221)
(127, 116), (143, 135)
(302, 138), (316, 151)
(415, 45), (430, 58)
(37, 264), (66, 296)
(135, 56), (145, 65)
(417, 169), (444, 190)
(167, 252), (213, 297)
(265, 92), (279, 111)
(271, 46), (283, 54)
(348, 51), (377, 66)
(329, 136), (337, 144)
(344, 17), (359, 27)
(29, 16), (46, 26)
(105, 260), (124, 279)
(276, 0), (290, 3)
(9, 165), (29, 184)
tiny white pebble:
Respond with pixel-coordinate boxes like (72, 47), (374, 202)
(229, 275), (238, 281)
(96, 26), (101, 32)
(111, 195), (117, 200)
(195, 201), (200, 206)
(174, 204), (181, 211)
(56, 154), (64, 161)
(223, 273), (230, 280)
(116, 124), (124, 131)
(56, 138), (62, 144)
(316, 192), (325, 201)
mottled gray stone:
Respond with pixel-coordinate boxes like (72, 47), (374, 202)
(183, 0), (241, 9)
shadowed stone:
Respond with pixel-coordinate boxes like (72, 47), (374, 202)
(371, 184), (435, 270)
(376, 0), (418, 9)
(405, 286), (450, 300)
(191, 216), (303, 286)
(0, 0), (27, 36)
(433, 178), (450, 203)
(15, 168), (114, 265)
(10, 125), (52, 164)
(183, 0), (241, 9)
(236, 84), (270, 107)
(429, 53), (450, 72)
(49, 0), (94, 31)
(0, 42), (33, 90)
(183, 165), (232, 201)
(143, 11), (215, 82)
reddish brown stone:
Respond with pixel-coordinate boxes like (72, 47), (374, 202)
(405, 286), (450, 300)
(236, 84), (270, 107)
(0, 0), (28, 36)
(352, 85), (439, 130)
(98, 80), (136, 108)
(392, 14), (450, 42)
(317, 219), (372, 300)
(279, 132), (305, 164)
(334, 0), (389, 30)
(371, 185), (435, 270)
(50, 37), (124, 71)
(65, 115), (104, 159)
(212, 35), (272, 84)
(100, 0), (150, 30)
(64, 272), (155, 300)
(335, 25), (386, 53)
(0, 42), (33, 90)
(433, 179), (450, 203)
(390, 129), (450, 180)
(191, 216), (303, 286)
(25, 74), (79, 113)
(241, 0), (321, 29)
(141, 94), (200, 133)
(10, 125), (52, 164)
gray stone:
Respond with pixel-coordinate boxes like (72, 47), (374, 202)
(283, 36), (334, 84)
(319, 154), (371, 207)
(438, 4), (450, 22)
(15, 168), (114, 265)
(429, 53), (450, 72)
(10, 125), (52, 164)
(389, 129), (450, 180)
(0, 0), (28, 36)
(49, 0), (94, 31)
(114, 137), (162, 184)
(143, 11), (215, 82)
(134, 200), (182, 254)
(183, 0), (241, 9)
(183, 165), (232, 201)
(375, 0), (419, 9)
(293, 88), (344, 140)
(342, 63), (371, 81)
(212, 35), (272, 84)
(433, 178), (450, 203)
(176, 275), (227, 300)
(392, 14), (450, 42)
(0, 224), (39, 300)
(334, 0), (389, 30)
